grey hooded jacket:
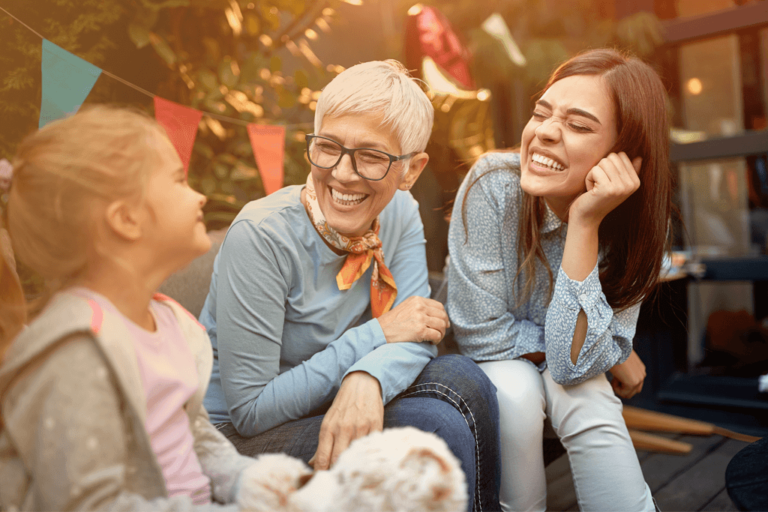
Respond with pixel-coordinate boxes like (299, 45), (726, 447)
(0, 291), (255, 511)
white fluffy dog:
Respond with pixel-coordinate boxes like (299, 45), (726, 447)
(237, 427), (467, 512)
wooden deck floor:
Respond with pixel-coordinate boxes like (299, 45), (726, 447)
(544, 433), (750, 511)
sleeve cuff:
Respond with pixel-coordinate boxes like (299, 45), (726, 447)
(556, 263), (602, 311)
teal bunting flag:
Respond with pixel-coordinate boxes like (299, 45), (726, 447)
(40, 39), (102, 128)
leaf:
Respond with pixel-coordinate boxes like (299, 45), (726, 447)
(245, 13), (260, 36)
(195, 142), (215, 159)
(219, 153), (239, 165)
(270, 55), (282, 73)
(214, 162), (230, 179)
(128, 23), (151, 48)
(231, 163), (259, 180)
(149, 32), (176, 65)
(294, 69), (309, 89)
(198, 68), (218, 91)
(260, 4), (281, 30)
(278, 89), (296, 109)
(220, 58), (239, 88)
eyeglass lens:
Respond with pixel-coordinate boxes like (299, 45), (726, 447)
(309, 138), (391, 180)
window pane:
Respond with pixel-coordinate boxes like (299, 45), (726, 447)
(677, 35), (743, 139)
(678, 157), (752, 256)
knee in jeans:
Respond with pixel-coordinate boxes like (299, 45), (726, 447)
(421, 399), (475, 453)
(430, 354), (497, 402)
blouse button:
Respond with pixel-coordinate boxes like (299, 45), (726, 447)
(579, 294), (588, 302)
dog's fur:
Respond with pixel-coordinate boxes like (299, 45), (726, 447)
(238, 427), (467, 512)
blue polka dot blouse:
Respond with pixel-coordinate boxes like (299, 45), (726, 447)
(446, 152), (638, 385)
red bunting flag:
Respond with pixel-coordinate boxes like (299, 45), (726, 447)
(154, 97), (203, 175)
(247, 124), (285, 195)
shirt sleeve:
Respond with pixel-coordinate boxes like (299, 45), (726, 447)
(216, 220), (387, 437)
(544, 264), (640, 386)
(446, 164), (545, 362)
(344, 192), (437, 405)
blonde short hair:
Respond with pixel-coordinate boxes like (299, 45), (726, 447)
(314, 60), (434, 156)
(8, 106), (169, 287)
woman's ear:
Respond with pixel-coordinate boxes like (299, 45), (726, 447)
(104, 199), (143, 241)
(399, 152), (430, 191)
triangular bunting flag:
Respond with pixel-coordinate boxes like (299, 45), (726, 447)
(154, 97), (203, 175)
(40, 39), (102, 128)
(247, 124), (285, 195)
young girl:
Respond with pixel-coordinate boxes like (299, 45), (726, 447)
(0, 106), (261, 511)
(447, 49), (672, 511)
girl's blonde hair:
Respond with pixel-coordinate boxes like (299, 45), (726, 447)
(2, 105), (170, 347)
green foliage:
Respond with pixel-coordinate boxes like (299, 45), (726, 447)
(0, 0), (124, 157)
(0, 0), (349, 231)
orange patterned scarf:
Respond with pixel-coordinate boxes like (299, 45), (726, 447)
(304, 174), (397, 317)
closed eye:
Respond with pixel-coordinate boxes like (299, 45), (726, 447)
(569, 123), (592, 133)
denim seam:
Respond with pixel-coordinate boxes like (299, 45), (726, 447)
(399, 382), (483, 512)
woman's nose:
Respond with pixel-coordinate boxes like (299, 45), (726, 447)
(535, 117), (561, 143)
(332, 153), (359, 182)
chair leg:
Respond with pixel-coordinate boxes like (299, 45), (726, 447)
(628, 429), (692, 454)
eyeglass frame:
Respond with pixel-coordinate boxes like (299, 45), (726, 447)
(305, 134), (418, 181)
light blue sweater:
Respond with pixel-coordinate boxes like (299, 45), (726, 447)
(446, 153), (639, 385)
(201, 185), (436, 436)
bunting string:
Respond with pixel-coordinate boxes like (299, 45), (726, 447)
(0, 5), (311, 191)
(0, 5), (310, 130)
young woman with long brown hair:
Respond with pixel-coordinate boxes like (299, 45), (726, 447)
(446, 48), (672, 511)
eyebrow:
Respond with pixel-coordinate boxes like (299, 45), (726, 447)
(536, 99), (602, 125)
(318, 131), (388, 150)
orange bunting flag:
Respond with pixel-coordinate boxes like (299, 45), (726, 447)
(247, 124), (285, 195)
(154, 97), (203, 175)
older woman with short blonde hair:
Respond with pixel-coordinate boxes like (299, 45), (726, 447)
(200, 60), (501, 512)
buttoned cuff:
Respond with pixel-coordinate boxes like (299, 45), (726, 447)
(556, 263), (602, 312)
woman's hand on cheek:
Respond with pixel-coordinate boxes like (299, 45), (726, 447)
(309, 371), (384, 470)
(569, 152), (641, 228)
(376, 296), (450, 345)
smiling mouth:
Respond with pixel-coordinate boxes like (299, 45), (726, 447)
(531, 152), (566, 171)
(330, 186), (368, 206)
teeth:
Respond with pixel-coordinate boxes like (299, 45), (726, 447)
(532, 153), (564, 171)
(331, 188), (366, 204)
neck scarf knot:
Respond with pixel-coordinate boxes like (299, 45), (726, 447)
(304, 174), (397, 317)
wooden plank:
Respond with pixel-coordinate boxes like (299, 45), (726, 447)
(700, 489), (738, 512)
(653, 440), (749, 512)
(639, 435), (726, 493)
(662, 2), (768, 45)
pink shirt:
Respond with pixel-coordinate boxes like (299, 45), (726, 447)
(72, 289), (211, 505)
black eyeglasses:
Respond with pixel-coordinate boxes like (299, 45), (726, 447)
(305, 134), (417, 181)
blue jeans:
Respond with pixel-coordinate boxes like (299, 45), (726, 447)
(217, 354), (502, 512)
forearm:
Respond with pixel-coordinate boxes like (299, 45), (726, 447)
(223, 319), (387, 436)
(192, 407), (255, 505)
(344, 341), (437, 404)
(560, 218), (600, 363)
(545, 265), (638, 385)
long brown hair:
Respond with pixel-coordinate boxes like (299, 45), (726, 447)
(466, 48), (672, 311)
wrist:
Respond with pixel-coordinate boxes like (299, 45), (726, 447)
(343, 371), (382, 396)
(567, 210), (602, 231)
